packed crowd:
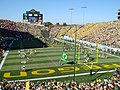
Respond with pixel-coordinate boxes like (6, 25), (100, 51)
(0, 28), (34, 39)
(82, 21), (120, 48)
(0, 19), (42, 38)
(0, 70), (119, 90)
(0, 19), (18, 31)
(49, 25), (62, 38)
(0, 19), (120, 48)
(49, 21), (120, 48)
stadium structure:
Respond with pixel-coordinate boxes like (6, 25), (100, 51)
(23, 9), (43, 24)
(0, 9), (120, 90)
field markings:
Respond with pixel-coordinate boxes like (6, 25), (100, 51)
(55, 39), (120, 59)
(0, 50), (9, 70)
(0, 40), (14, 70)
(40, 50), (58, 67)
(16, 69), (115, 82)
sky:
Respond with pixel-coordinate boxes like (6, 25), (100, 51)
(0, 0), (120, 24)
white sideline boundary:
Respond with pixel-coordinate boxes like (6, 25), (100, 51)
(17, 69), (115, 82)
(0, 50), (9, 70)
(0, 40), (14, 70)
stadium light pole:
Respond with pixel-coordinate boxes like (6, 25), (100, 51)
(69, 8), (74, 25)
(81, 6), (87, 25)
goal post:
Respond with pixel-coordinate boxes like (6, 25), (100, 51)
(77, 43), (99, 65)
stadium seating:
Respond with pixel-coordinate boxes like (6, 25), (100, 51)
(0, 19), (120, 90)
(50, 20), (120, 48)
(0, 19), (119, 48)
(0, 72), (119, 90)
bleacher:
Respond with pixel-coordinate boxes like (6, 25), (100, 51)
(50, 20), (120, 48)
(0, 72), (119, 90)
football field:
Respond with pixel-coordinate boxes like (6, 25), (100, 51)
(0, 44), (120, 83)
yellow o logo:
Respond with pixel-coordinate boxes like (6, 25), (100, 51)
(31, 69), (55, 75)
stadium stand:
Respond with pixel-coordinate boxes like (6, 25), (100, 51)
(49, 25), (62, 38)
(0, 72), (119, 90)
(0, 19), (47, 49)
(81, 21), (120, 48)
(0, 19), (42, 37)
(58, 26), (71, 37)
(0, 19), (119, 48)
(50, 20), (120, 48)
(0, 19), (120, 90)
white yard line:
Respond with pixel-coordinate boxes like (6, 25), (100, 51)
(17, 69), (115, 82)
(41, 52), (58, 67)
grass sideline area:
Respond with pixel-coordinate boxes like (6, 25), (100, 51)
(0, 42), (120, 83)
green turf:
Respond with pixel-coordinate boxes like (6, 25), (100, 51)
(0, 44), (120, 83)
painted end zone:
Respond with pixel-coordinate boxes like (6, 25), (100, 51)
(1, 63), (120, 81)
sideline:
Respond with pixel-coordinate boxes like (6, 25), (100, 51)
(54, 38), (120, 59)
(84, 46), (120, 59)
(0, 50), (9, 70)
(17, 69), (115, 82)
(0, 40), (14, 70)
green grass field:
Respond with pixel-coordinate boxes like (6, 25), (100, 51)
(0, 40), (120, 83)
